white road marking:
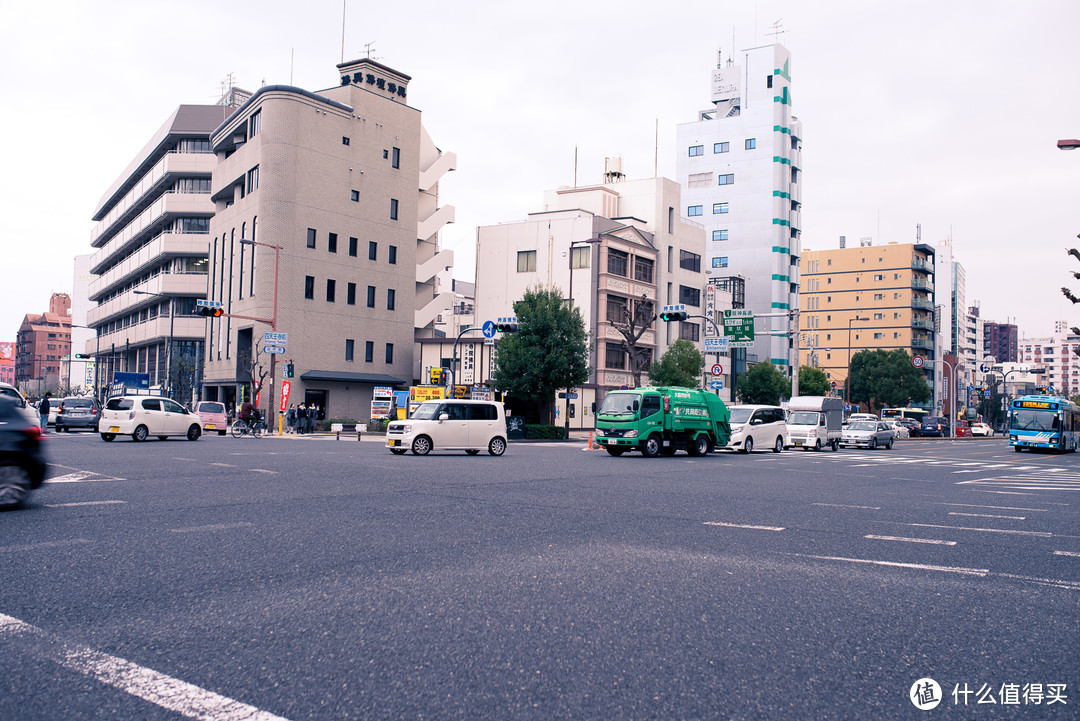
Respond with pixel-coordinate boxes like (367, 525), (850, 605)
(975, 490), (1038, 496)
(210, 463), (236, 468)
(948, 511), (1025, 520)
(703, 521), (785, 532)
(795, 554), (987, 576)
(168, 522), (254, 534)
(45, 501), (126, 508)
(249, 469), (279, 474)
(904, 523), (1051, 537)
(46, 473), (124, 484)
(938, 503), (1048, 512)
(813, 503), (881, 510)
(865, 535), (957, 546)
(1054, 550), (1080, 558)
(0, 539), (92, 553)
(0, 612), (291, 721)
(952, 470), (983, 474)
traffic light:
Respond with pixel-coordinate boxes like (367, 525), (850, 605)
(285, 361), (294, 378)
(73, 353), (91, 359)
(196, 305), (224, 317)
(495, 317), (519, 333)
(659, 305), (688, 322)
(430, 368), (444, 385)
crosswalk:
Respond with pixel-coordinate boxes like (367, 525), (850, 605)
(823, 453), (1080, 492)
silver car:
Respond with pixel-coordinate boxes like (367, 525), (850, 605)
(840, 420), (895, 450)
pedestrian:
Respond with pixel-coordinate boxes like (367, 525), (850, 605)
(38, 393), (51, 432)
(311, 404), (320, 433)
(297, 403), (307, 434)
(287, 403), (297, 434)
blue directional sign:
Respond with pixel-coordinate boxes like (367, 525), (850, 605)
(482, 320), (496, 338)
(709, 380), (724, 390)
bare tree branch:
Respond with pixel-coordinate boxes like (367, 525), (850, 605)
(609, 294), (655, 388)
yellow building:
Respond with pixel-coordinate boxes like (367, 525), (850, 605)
(799, 242), (936, 402)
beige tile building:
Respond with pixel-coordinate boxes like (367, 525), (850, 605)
(200, 59), (455, 423)
(799, 241), (937, 404)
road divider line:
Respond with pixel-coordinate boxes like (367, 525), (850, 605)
(0, 539), (92, 553)
(865, 535), (957, 546)
(813, 503), (881, 510)
(1054, 550), (1080, 558)
(249, 469), (279, 474)
(903, 522), (1051, 537)
(703, 521), (785, 532)
(169, 522), (254, 534)
(793, 554), (987, 576)
(209, 463), (236, 468)
(948, 511), (1025, 520)
(938, 503), (1048, 512)
(0, 612), (291, 721)
(45, 501), (127, 508)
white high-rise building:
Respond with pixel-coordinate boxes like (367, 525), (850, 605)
(676, 43), (802, 373)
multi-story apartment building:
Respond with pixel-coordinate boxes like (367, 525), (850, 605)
(799, 241), (936, 406)
(676, 43), (802, 373)
(475, 172), (731, 427)
(1018, 321), (1080, 397)
(16, 293), (72, 396)
(200, 58), (455, 422)
(86, 103), (233, 404)
(983, 319), (1019, 363)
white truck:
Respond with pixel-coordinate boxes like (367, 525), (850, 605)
(785, 396), (843, 451)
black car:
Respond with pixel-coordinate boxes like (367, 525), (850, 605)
(55, 396), (101, 432)
(920, 416), (950, 437)
(895, 417), (922, 437)
(0, 397), (47, 509)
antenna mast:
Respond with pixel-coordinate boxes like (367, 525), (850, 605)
(766, 19), (786, 43)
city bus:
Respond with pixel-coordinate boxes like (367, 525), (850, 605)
(880, 408), (930, 423)
(1008, 395), (1080, 453)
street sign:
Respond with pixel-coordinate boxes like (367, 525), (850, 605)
(709, 380), (724, 390)
(912, 356), (925, 369)
(264, 345), (286, 354)
(704, 336), (728, 353)
(264, 331), (287, 344)
(979, 363), (992, 373)
(711, 363), (723, 377)
(196, 299), (222, 309)
(482, 320), (496, 338)
(558, 391), (579, 399)
(722, 309), (754, 344)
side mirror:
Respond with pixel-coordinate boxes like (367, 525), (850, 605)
(439, 413), (449, 421)
(632, 400), (640, 412)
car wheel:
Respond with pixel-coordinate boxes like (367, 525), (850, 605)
(605, 447), (626, 456)
(488, 437), (507, 456)
(412, 435), (432, 455)
(0, 463), (33, 510)
(773, 436), (784, 453)
(688, 435), (710, 457)
(100, 433), (115, 442)
(832, 439), (840, 452)
(886, 437), (894, 450)
(642, 435), (662, 458)
(390, 448), (407, 455)
(869, 437), (877, 450)
(741, 437), (754, 454)
(132, 425), (149, 442)
(186, 425), (201, 441)
(465, 449), (480, 455)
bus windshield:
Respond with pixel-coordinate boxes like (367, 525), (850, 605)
(1010, 410), (1059, 432)
(598, 393), (641, 417)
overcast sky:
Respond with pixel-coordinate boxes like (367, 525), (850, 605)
(3, 0), (1078, 343)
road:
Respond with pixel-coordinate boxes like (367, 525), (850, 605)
(1, 433), (1077, 720)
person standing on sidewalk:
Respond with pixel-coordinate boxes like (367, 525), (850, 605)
(38, 393), (51, 432)
(286, 403), (297, 434)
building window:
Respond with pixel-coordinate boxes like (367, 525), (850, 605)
(328, 233), (338, 253)
(680, 322), (700, 342)
(687, 172), (713, 188)
(390, 198), (398, 220)
(387, 288), (396, 310)
(634, 256), (654, 282)
(517, 250), (537, 273)
(306, 228), (316, 249)
(385, 343), (394, 364)
(249, 110), (261, 137)
(367, 286), (376, 307)
(688, 145), (704, 157)
(874, 313), (884, 320)
(687, 205), (703, 216)
(874, 274), (884, 281)
(605, 342), (626, 369)
(767, 76), (773, 89)
(607, 248), (628, 277)
(713, 202), (729, 214)
(349, 237), (358, 257)
(745, 138), (757, 150)
(365, 341), (374, 362)
(326, 279), (336, 302)
(874, 293), (884, 300)
(347, 282), (356, 305)
(304, 276), (315, 299)
(342, 136), (350, 146)
(712, 256), (728, 268)
(351, 190), (359, 202)
(606, 295), (628, 323)
(714, 142), (729, 154)
(345, 339), (354, 361)
(246, 166), (259, 192)
(874, 333), (884, 340)
(679, 250), (701, 273)
(369, 241), (377, 261)
(679, 285), (701, 307)
(570, 245), (590, 269)
(391, 147), (400, 169)
(712, 229), (729, 241)
(718, 174), (735, 185)
(388, 245), (397, 264)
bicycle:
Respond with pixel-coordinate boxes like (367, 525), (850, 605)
(230, 416), (265, 438)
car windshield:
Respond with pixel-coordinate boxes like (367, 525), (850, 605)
(729, 408), (754, 424)
(199, 403), (225, 414)
(788, 411), (820, 426)
(411, 402), (442, 420)
(849, 421), (876, 431)
(0, 387), (22, 401)
(597, 393), (641, 417)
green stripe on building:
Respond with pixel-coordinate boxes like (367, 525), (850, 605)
(770, 358), (790, 366)
(771, 302), (790, 310)
(773, 125), (791, 134)
(773, 87), (791, 106)
(774, 59), (791, 81)
(771, 274), (790, 282)
(771, 246), (790, 254)
(772, 218), (790, 226)
(772, 190), (790, 199)
(772, 156), (791, 165)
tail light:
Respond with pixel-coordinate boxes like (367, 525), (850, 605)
(23, 425), (42, 442)
(127, 411), (135, 420)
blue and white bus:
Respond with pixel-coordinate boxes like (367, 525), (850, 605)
(1008, 395), (1080, 453)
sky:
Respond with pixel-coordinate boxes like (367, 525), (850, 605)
(3, 0), (1078, 343)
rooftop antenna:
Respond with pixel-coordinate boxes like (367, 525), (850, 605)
(341, 0), (347, 63)
(362, 41), (380, 62)
(767, 19), (786, 43)
(220, 73), (235, 99)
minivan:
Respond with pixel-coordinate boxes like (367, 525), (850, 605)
(724, 405), (788, 453)
(920, 416), (950, 437)
(386, 400), (507, 456)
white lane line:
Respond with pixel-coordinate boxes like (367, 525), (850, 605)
(948, 511), (1026, 520)
(953, 470), (983, 474)
(46, 473), (124, 484)
(904, 523), (1051, 537)
(45, 501), (127, 508)
(703, 521), (785, 532)
(1054, 550), (1080, 558)
(975, 490), (1038, 496)
(209, 463), (236, 468)
(938, 503), (1049, 512)
(813, 503), (881, 510)
(171, 457), (199, 462)
(0, 539), (92, 553)
(168, 522), (254, 534)
(249, 469), (279, 475)
(0, 612), (291, 721)
(794, 554), (988, 576)
(865, 535), (957, 546)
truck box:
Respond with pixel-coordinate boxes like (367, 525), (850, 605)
(594, 387), (730, 457)
(784, 396), (843, 451)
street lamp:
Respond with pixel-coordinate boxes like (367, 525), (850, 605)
(132, 290), (175, 397)
(238, 238), (283, 433)
(564, 237), (600, 436)
(845, 316), (868, 409)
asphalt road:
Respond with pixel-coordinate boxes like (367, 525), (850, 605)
(1, 432), (1077, 720)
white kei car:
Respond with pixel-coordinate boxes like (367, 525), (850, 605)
(99, 395), (203, 442)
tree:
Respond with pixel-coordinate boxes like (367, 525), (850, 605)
(848, 349), (931, 412)
(491, 286), (591, 427)
(648, 339), (704, 388)
(735, 362), (791, 405)
(237, 340), (271, 412)
(797, 366), (831, 397)
(609, 293), (655, 388)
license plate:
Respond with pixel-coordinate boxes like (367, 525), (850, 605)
(109, 426), (120, 433)
(389, 440), (399, 446)
(794, 441), (803, 446)
(205, 424), (216, 429)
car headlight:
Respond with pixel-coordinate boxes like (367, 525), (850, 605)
(624, 429), (638, 438)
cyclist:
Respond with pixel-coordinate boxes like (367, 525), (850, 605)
(239, 400), (260, 431)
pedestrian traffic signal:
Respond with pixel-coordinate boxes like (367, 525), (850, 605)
(285, 361), (294, 378)
(659, 305), (688, 322)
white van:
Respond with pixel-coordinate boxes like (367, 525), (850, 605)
(785, 396), (842, 451)
(386, 399), (508, 456)
(724, 405), (788, 453)
(0, 382), (40, 429)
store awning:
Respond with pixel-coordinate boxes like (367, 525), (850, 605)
(299, 370), (406, 385)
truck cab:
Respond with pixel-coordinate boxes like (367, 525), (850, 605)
(785, 396), (842, 451)
(594, 387), (730, 458)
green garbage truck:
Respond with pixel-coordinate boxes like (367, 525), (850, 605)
(594, 387), (731, 457)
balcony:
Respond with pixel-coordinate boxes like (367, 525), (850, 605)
(87, 274), (209, 327)
(91, 316), (208, 354)
(911, 278), (934, 291)
(89, 232), (210, 300)
(911, 257), (933, 273)
(911, 336), (934, 351)
(911, 317), (933, 329)
(911, 298), (934, 311)
(90, 192), (215, 274)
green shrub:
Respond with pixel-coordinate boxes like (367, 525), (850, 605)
(524, 424), (567, 440)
